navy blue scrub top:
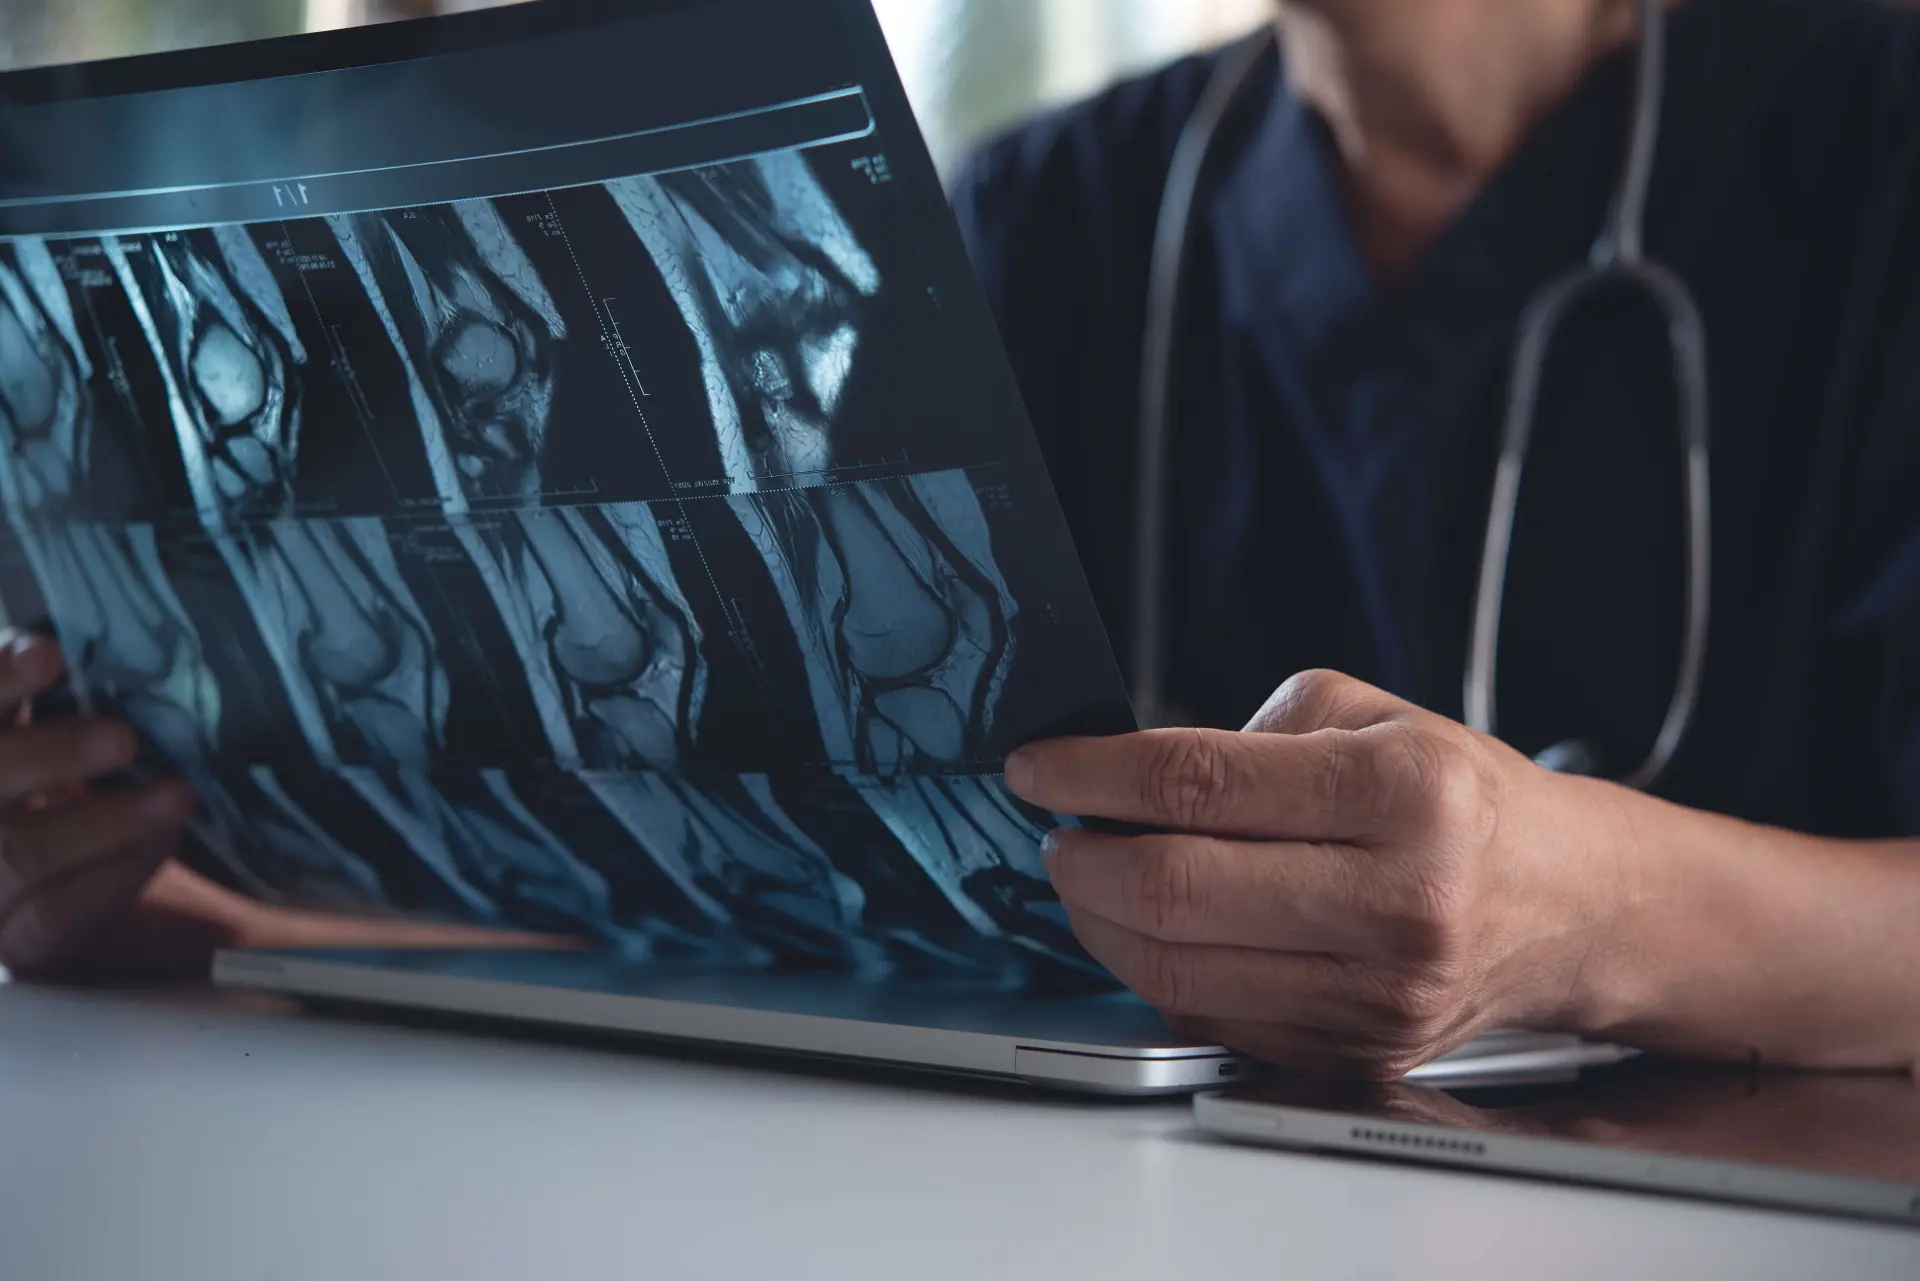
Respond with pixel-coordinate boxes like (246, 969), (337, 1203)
(950, 0), (1920, 839)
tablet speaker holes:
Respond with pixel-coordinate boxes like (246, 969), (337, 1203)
(1349, 1126), (1486, 1157)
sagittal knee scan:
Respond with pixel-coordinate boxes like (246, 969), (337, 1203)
(0, 140), (1108, 980)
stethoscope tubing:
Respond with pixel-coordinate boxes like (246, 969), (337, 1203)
(1130, 30), (1273, 734)
(1465, 253), (1711, 793)
(1131, 0), (1709, 792)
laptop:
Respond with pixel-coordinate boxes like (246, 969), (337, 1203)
(0, 0), (1596, 1094)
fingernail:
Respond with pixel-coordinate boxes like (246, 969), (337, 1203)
(8, 633), (54, 681)
(1004, 747), (1035, 798)
(1039, 828), (1064, 873)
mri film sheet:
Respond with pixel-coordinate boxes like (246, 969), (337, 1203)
(0, 143), (1126, 982)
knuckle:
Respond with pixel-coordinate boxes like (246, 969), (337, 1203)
(1309, 1024), (1429, 1083)
(1140, 730), (1233, 828)
(1380, 975), (1454, 1035)
(1341, 959), (1459, 1044)
(1378, 867), (1474, 962)
(1287, 668), (1349, 704)
(1375, 723), (1494, 835)
(1356, 1045), (1436, 1083)
(1129, 938), (1198, 1013)
(1308, 730), (1376, 821)
(1130, 839), (1210, 937)
(1332, 1030), (1439, 1083)
(1255, 669), (1349, 733)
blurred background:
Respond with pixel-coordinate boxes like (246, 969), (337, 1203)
(0, 0), (1270, 176)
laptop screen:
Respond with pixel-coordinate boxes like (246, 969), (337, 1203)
(0, 0), (1132, 983)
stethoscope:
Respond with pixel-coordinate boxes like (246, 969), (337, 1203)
(1129, 0), (1709, 792)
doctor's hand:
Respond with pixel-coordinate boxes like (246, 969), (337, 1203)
(0, 629), (574, 983)
(1004, 670), (1638, 1079)
(0, 629), (202, 980)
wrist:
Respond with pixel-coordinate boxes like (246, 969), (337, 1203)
(1506, 769), (1671, 1040)
(1535, 783), (1819, 1057)
(1491, 763), (1920, 1070)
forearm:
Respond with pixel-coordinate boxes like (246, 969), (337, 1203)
(1565, 781), (1920, 1072)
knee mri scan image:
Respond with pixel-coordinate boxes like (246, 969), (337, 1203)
(0, 140), (1121, 985)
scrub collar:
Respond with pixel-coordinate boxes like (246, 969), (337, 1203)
(1205, 0), (1739, 405)
(1209, 55), (1629, 405)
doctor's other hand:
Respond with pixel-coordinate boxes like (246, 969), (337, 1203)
(0, 631), (583, 983)
(1004, 670), (1637, 1079)
(0, 629), (200, 980)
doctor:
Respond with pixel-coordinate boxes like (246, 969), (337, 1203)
(3, 0), (1918, 1080)
(965, 0), (1920, 1075)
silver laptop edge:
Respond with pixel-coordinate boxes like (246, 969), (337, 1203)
(213, 949), (1249, 1096)
(214, 950), (1626, 1097)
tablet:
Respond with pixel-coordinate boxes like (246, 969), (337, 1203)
(1195, 1058), (1920, 1227)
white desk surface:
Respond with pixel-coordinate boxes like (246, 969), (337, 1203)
(2, 981), (1916, 1281)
